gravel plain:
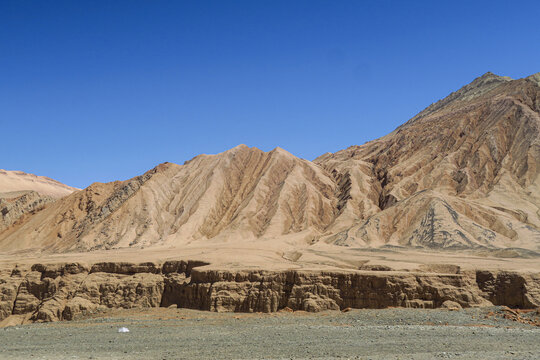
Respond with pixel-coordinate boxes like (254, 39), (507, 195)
(0, 307), (539, 359)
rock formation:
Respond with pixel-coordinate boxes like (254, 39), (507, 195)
(0, 170), (78, 237)
(1, 260), (539, 325)
(315, 72), (540, 249)
(0, 191), (54, 232)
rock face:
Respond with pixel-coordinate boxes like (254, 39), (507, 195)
(0, 191), (54, 232)
(0, 171), (78, 244)
(1, 260), (540, 324)
(0, 72), (538, 254)
(315, 72), (540, 250)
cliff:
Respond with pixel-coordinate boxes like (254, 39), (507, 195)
(2, 260), (539, 325)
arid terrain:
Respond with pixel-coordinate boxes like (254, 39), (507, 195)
(1, 72), (539, 329)
(1, 307), (539, 359)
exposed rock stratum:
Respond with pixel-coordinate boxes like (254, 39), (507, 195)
(1, 260), (539, 325)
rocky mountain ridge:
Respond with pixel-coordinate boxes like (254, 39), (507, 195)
(2, 71), (538, 254)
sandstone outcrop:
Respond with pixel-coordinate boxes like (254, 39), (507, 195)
(0, 191), (54, 232)
(1, 260), (540, 325)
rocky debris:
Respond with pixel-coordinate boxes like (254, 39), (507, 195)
(1, 260), (539, 324)
(440, 300), (463, 310)
(359, 264), (393, 271)
(485, 306), (540, 327)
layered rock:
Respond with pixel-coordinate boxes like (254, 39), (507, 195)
(0, 191), (54, 232)
(0, 147), (339, 252)
(315, 72), (540, 250)
(1, 260), (540, 325)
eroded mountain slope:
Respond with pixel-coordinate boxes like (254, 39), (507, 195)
(0, 171), (78, 236)
(0, 72), (538, 254)
(0, 146), (339, 252)
(316, 72), (540, 249)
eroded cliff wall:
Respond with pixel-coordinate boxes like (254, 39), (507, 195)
(1, 260), (539, 324)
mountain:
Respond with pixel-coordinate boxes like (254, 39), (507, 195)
(0, 147), (338, 252)
(0, 170), (78, 198)
(0, 72), (538, 255)
(315, 72), (540, 250)
(0, 170), (78, 235)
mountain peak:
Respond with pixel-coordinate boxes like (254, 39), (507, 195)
(231, 144), (249, 151)
(526, 72), (540, 86)
(479, 71), (496, 78)
(478, 71), (500, 79)
(408, 71), (513, 123)
(270, 146), (292, 155)
(472, 71), (513, 86)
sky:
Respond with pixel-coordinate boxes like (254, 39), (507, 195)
(1, 1), (539, 188)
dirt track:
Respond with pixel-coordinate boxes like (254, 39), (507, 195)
(1, 307), (539, 359)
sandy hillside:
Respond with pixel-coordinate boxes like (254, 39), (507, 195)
(0, 170), (78, 235)
(315, 72), (540, 250)
(0, 169), (78, 198)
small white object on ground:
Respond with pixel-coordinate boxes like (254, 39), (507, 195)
(117, 327), (130, 333)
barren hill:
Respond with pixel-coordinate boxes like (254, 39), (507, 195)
(0, 72), (538, 257)
(0, 169), (78, 198)
(0, 146), (341, 253)
(0, 170), (78, 235)
(315, 72), (540, 250)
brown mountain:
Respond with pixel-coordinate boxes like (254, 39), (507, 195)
(0, 169), (78, 198)
(0, 170), (78, 235)
(315, 72), (540, 250)
(0, 72), (538, 256)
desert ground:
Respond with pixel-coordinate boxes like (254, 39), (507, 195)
(1, 243), (539, 273)
(1, 307), (539, 359)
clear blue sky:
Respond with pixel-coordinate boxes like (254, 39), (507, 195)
(1, 1), (539, 188)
